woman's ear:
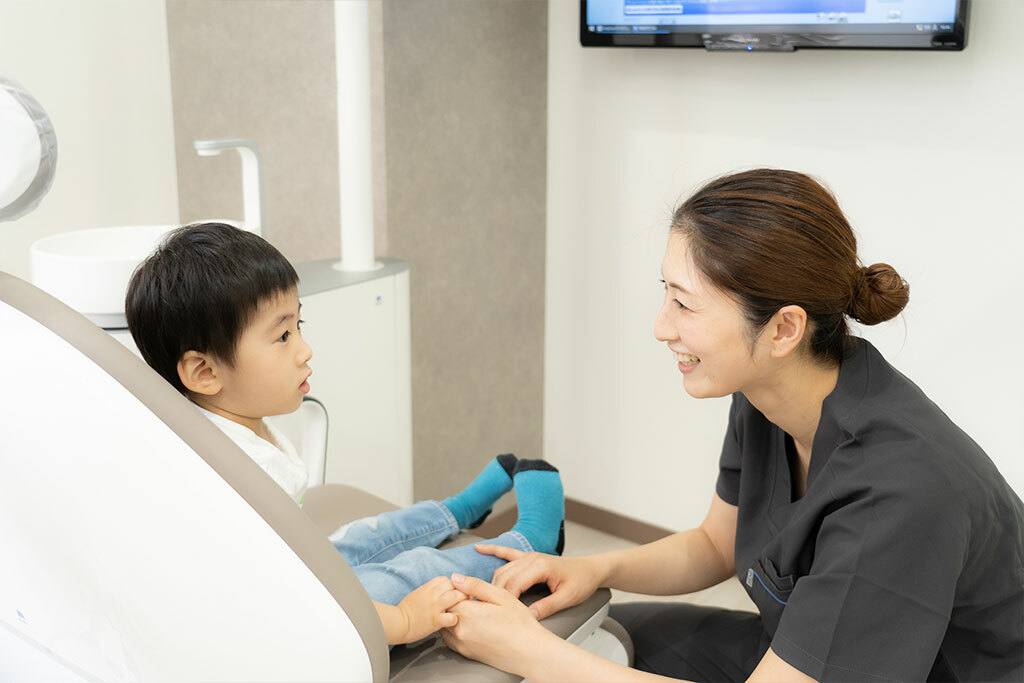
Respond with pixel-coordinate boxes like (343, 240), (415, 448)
(177, 350), (222, 396)
(767, 305), (808, 359)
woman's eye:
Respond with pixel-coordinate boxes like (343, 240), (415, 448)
(660, 279), (687, 310)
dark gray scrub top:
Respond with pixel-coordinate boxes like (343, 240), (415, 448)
(717, 337), (1024, 682)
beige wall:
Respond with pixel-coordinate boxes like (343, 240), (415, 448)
(0, 0), (178, 280)
(166, 0), (341, 264)
(381, 0), (548, 502)
(546, 1), (1024, 531)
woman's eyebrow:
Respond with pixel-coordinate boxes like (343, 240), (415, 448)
(666, 280), (692, 296)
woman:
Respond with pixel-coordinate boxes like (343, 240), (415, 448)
(440, 169), (1024, 682)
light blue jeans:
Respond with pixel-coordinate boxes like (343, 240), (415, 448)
(329, 500), (533, 606)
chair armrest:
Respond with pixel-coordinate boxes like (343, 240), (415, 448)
(388, 588), (613, 682)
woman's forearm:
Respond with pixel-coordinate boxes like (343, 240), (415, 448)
(521, 629), (694, 683)
(595, 527), (734, 596)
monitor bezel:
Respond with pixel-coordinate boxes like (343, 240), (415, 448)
(579, 0), (970, 50)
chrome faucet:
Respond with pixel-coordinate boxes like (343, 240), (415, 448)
(193, 138), (263, 236)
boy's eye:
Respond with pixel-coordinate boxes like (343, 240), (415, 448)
(297, 318), (304, 330)
(278, 330), (290, 343)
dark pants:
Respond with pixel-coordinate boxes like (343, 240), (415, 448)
(610, 602), (771, 683)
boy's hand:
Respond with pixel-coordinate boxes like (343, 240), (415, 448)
(393, 575), (467, 644)
(476, 544), (602, 621)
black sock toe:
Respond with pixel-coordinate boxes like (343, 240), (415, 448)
(496, 453), (518, 478)
(513, 458), (559, 475)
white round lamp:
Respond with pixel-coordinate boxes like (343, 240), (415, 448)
(0, 74), (57, 222)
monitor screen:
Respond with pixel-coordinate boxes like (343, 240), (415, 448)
(581, 0), (970, 50)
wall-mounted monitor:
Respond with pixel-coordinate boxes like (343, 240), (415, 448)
(580, 0), (970, 51)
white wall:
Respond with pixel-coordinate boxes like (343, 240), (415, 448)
(546, 1), (1024, 531)
(0, 0), (178, 280)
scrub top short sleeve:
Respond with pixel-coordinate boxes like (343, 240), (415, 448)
(715, 394), (742, 506)
(770, 465), (969, 682)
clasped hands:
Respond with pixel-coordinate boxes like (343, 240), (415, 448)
(428, 545), (601, 674)
(396, 545), (599, 672)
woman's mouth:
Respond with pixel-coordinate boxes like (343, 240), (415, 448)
(673, 351), (701, 375)
(674, 351), (701, 366)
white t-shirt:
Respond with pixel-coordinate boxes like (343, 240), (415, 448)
(197, 405), (309, 505)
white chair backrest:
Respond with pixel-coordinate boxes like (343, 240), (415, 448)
(0, 272), (387, 683)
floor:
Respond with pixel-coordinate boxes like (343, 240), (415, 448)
(561, 520), (756, 612)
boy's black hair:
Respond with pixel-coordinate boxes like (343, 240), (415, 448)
(125, 222), (299, 396)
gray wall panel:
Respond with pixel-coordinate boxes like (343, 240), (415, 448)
(382, 0), (548, 502)
(166, 0), (340, 263)
(167, 0), (548, 505)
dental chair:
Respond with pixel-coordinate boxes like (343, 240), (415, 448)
(0, 271), (631, 682)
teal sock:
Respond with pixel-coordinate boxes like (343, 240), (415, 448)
(442, 454), (517, 529)
(511, 459), (565, 555)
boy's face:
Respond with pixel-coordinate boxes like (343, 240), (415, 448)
(210, 287), (313, 421)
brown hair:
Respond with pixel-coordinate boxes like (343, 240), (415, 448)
(672, 169), (909, 366)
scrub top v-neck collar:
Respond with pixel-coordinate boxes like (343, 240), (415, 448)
(765, 338), (868, 529)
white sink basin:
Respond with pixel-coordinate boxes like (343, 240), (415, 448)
(30, 225), (177, 328)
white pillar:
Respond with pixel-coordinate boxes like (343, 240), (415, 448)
(334, 0), (381, 272)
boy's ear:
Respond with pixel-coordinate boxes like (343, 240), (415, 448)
(177, 350), (222, 396)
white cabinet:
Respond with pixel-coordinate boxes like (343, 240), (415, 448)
(297, 259), (413, 506)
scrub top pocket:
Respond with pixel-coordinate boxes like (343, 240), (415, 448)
(744, 555), (795, 635)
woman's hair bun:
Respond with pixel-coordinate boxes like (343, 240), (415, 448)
(848, 263), (910, 325)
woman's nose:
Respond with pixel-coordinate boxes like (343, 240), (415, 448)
(653, 302), (677, 342)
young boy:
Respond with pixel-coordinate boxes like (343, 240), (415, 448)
(125, 222), (564, 646)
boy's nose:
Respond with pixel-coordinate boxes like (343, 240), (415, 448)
(299, 337), (313, 363)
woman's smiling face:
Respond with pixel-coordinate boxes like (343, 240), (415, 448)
(654, 232), (772, 399)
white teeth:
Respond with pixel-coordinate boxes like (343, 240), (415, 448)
(674, 352), (700, 366)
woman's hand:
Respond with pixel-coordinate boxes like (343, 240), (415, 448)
(475, 544), (604, 620)
(391, 576), (466, 644)
(441, 573), (559, 677)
